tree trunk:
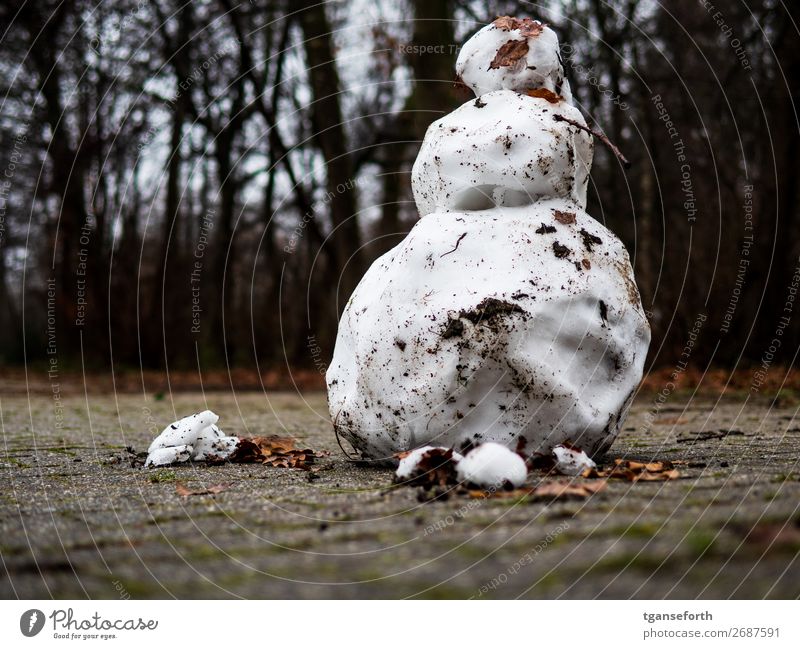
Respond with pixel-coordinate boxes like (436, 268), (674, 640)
(375, 0), (459, 256)
(298, 0), (362, 304)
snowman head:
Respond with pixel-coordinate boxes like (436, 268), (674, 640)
(456, 17), (573, 104)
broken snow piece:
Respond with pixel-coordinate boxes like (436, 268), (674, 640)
(553, 444), (597, 476)
(194, 425), (239, 461)
(228, 435), (321, 470)
(145, 410), (238, 467)
(144, 445), (193, 468)
(411, 90), (594, 216)
(456, 443), (528, 489)
(456, 18), (573, 102)
(394, 446), (463, 486)
(147, 410), (219, 452)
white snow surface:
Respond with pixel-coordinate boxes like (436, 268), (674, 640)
(144, 446), (193, 467)
(552, 444), (597, 476)
(456, 21), (573, 102)
(411, 91), (593, 216)
(456, 442), (528, 488)
(145, 410), (239, 467)
(327, 200), (649, 462)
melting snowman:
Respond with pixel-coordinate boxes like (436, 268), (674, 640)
(327, 17), (650, 466)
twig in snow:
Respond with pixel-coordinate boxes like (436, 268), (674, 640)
(553, 114), (631, 169)
(441, 232), (468, 257)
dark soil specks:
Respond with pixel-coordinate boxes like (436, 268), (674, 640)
(442, 318), (466, 339)
(579, 228), (602, 252)
(599, 299), (608, 323)
(441, 298), (526, 339)
(536, 223), (557, 234)
(552, 241), (571, 258)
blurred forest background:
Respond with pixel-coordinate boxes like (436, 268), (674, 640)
(0, 0), (798, 379)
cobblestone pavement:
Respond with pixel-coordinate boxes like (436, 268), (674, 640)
(1, 391), (798, 598)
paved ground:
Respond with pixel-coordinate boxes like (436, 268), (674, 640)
(1, 390), (799, 599)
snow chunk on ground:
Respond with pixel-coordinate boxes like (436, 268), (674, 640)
(395, 446), (464, 480)
(144, 445), (193, 467)
(193, 424), (239, 460)
(553, 444), (597, 476)
(145, 410), (238, 467)
(456, 442), (528, 489)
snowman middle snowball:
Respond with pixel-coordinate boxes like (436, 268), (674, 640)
(326, 18), (650, 464)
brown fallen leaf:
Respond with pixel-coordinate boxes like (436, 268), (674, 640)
(637, 469), (680, 481)
(526, 88), (562, 104)
(584, 458), (680, 482)
(469, 480), (605, 500)
(620, 460), (668, 472)
(530, 480), (606, 499)
(467, 486), (531, 500)
(655, 416), (688, 425)
(228, 435), (322, 470)
(489, 39), (529, 70)
(175, 482), (231, 498)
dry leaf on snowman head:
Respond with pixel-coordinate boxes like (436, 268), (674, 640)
(489, 39), (529, 70)
(492, 16), (546, 38)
